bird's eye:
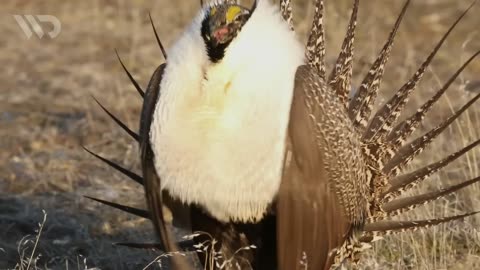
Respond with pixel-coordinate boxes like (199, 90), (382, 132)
(201, 4), (250, 63)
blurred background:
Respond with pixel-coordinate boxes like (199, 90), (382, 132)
(0, 0), (479, 269)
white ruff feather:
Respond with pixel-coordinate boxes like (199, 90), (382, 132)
(150, 0), (304, 222)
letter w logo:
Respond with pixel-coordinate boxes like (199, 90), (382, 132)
(13, 15), (61, 39)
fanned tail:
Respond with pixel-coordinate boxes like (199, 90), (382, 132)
(365, 92), (480, 221)
(333, 0), (480, 251)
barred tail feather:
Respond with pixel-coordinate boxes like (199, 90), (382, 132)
(382, 176), (480, 216)
(348, 0), (410, 131)
(306, 0), (326, 78)
(328, 0), (359, 107)
(384, 138), (480, 200)
(280, 0), (293, 30)
(384, 50), (480, 161)
(362, 3), (475, 143)
(383, 93), (480, 176)
(364, 211), (480, 235)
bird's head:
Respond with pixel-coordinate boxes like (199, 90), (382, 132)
(201, 3), (251, 63)
(155, 0), (303, 140)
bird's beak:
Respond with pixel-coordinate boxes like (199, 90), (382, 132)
(209, 5), (250, 47)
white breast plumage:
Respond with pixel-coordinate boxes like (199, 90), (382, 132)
(150, 0), (304, 222)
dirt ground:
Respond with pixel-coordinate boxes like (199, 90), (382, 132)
(0, 0), (479, 269)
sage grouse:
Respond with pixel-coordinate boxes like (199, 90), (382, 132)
(84, 0), (480, 269)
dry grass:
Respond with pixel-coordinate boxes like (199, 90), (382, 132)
(0, 0), (479, 269)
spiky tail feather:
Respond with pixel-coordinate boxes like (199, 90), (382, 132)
(115, 49), (144, 98)
(148, 13), (167, 60)
(83, 146), (143, 185)
(364, 211), (480, 236)
(84, 15), (197, 258)
(327, 0), (359, 107)
(91, 96), (140, 142)
(280, 0), (293, 30)
(383, 176), (480, 217)
(306, 0), (326, 78)
(383, 137), (480, 201)
(85, 196), (150, 219)
(382, 93), (480, 178)
(349, 0), (410, 132)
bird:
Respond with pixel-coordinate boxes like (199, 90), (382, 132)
(84, 0), (480, 269)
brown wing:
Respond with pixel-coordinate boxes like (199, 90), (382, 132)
(277, 65), (367, 270)
(139, 63), (172, 248)
(140, 64), (192, 269)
